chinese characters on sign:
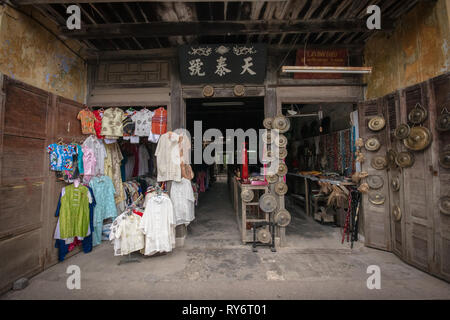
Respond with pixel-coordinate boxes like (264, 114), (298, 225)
(178, 44), (267, 84)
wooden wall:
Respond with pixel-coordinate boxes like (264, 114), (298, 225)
(358, 72), (450, 282)
(0, 74), (85, 293)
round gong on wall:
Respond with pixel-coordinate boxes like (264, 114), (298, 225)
(395, 124), (411, 140)
(368, 116), (386, 132)
(257, 228), (271, 244)
(408, 103), (428, 124)
(274, 210), (291, 227)
(263, 117), (273, 130)
(259, 193), (278, 212)
(396, 151), (415, 168)
(202, 85), (214, 97)
(241, 189), (254, 203)
(371, 156), (387, 170)
(367, 175), (384, 189)
(274, 181), (288, 196)
(392, 205), (402, 221)
(365, 137), (381, 152)
(403, 126), (432, 151)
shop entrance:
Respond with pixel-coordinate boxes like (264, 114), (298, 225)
(185, 97), (265, 244)
(282, 102), (363, 249)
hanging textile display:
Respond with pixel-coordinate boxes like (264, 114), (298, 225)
(82, 135), (107, 177)
(152, 107), (168, 136)
(104, 142), (125, 204)
(170, 178), (195, 226)
(101, 107), (125, 139)
(77, 107), (96, 135)
(140, 191), (176, 256)
(155, 131), (181, 182)
(92, 109), (105, 139)
(89, 175), (118, 246)
(110, 211), (145, 256)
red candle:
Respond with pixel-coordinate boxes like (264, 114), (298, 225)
(242, 142), (249, 183)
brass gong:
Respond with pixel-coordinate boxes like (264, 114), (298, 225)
(371, 156), (387, 170)
(275, 134), (288, 148)
(274, 210), (291, 227)
(387, 149), (398, 169)
(439, 148), (450, 169)
(392, 205), (402, 221)
(395, 151), (415, 168)
(368, 116), (386, 131)
(272, 116), (291, 133)
(259, 193), (278, 212)
(278, 148), (288, 159)
(408, 103), (428, 124)
(262, 130), (271, 144)
(241, 189), (254, 203)
(365, 137), (381, 152)
(436, 110), (450, 132)
(263, 117), (273, 130)
(403, 126), (432, 151)
(395, 124), (411, 140)
(368, 191), (386, 205)
(274, 181), (288, 196)
(367, 175), (384, 189)
(277, 162), (288, 176)
(266, 174), (279, 184)
(438, 196), (450, 215)
(391, 176), (400, 192)
(257, 228), (272, 244)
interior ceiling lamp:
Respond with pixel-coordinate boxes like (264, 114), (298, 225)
(281, 66), (372, 74)
(202, 101), (245, 107)
(285, 104), (323, 120)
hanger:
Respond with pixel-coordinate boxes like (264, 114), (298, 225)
(57, 137), (65, 145)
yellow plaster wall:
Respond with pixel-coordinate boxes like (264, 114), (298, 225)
(0, 5), (87, 103)
(364, 0), (450, 99)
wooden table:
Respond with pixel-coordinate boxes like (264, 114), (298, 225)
(233, 177), (269, 243)
(287, 173), (356, 217)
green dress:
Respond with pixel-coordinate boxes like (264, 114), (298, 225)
(59, 184), (90, 239)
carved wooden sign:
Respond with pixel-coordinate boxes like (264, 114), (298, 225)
(178, 44), (267, 84)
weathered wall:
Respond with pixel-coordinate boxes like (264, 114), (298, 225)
(364, 0), (450, 99)
(0, 5), (86, 103)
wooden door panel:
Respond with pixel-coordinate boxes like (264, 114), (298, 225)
(3, 78), (49, 139)
(56, 97), (84, 140)
(402, 84), (435, 272)
(358, 99), (391, 251)
(0, 183), (43, 237)
(0, 228), (42, 293)
(431, 73), (450, 281)
(1, 134), (46, 181)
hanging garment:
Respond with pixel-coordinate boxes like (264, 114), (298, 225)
(155, 132), (181, 182)
(138, 144), (150, 176)
(104, 142), (125, 204)
(116, 213), (145, 255)
(55, 186), (96, 261)
(196, 171), (206, 193)
(139, 194), (175, 256)
(77, 109), (96, 135)
(170, 178), (195, 226)
(89, 175), (117, 246)
(77, 144), (84, 174)
(47, 143), (77, 171)
(123, 114), (136, 137)
(132, 109), (153, 137)
(93, 110), (105, 139)
(58, 184), (90, 239)
(101, 107), (124, 139)
(151, 107), (167, 135)
(82, 146), (96, 177)
(82, 135), (107, 176)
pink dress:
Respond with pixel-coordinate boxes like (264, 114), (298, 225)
(82, 147), (96, 181)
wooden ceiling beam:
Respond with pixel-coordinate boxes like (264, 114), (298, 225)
(60, 19), (394, 39)
(17, 0), (289, 3)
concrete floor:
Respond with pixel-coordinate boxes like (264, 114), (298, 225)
(2, 178), (450, 300)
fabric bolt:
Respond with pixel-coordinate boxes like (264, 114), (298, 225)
(155, 132), (181, 182)
(47, 143), (77, 171)
(151, 107), (167, 135)
(104, 142), (125, 204)
(77, 109), (96, 135)
(116, 214), (145, 255)
(170, 178), (195, 226)
(132, 109), (153, 137)
(58, 184), (90, 239)
(101, 107), (124, 139)
(89, 175), (118, 246)
(139, 194), (175, 256)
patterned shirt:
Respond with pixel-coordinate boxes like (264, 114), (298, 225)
(101, 108), (124, 139)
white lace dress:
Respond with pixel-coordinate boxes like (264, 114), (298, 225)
(170, 178), (195, 226)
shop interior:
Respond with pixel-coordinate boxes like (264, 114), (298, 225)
(283, 102), (361, 247)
